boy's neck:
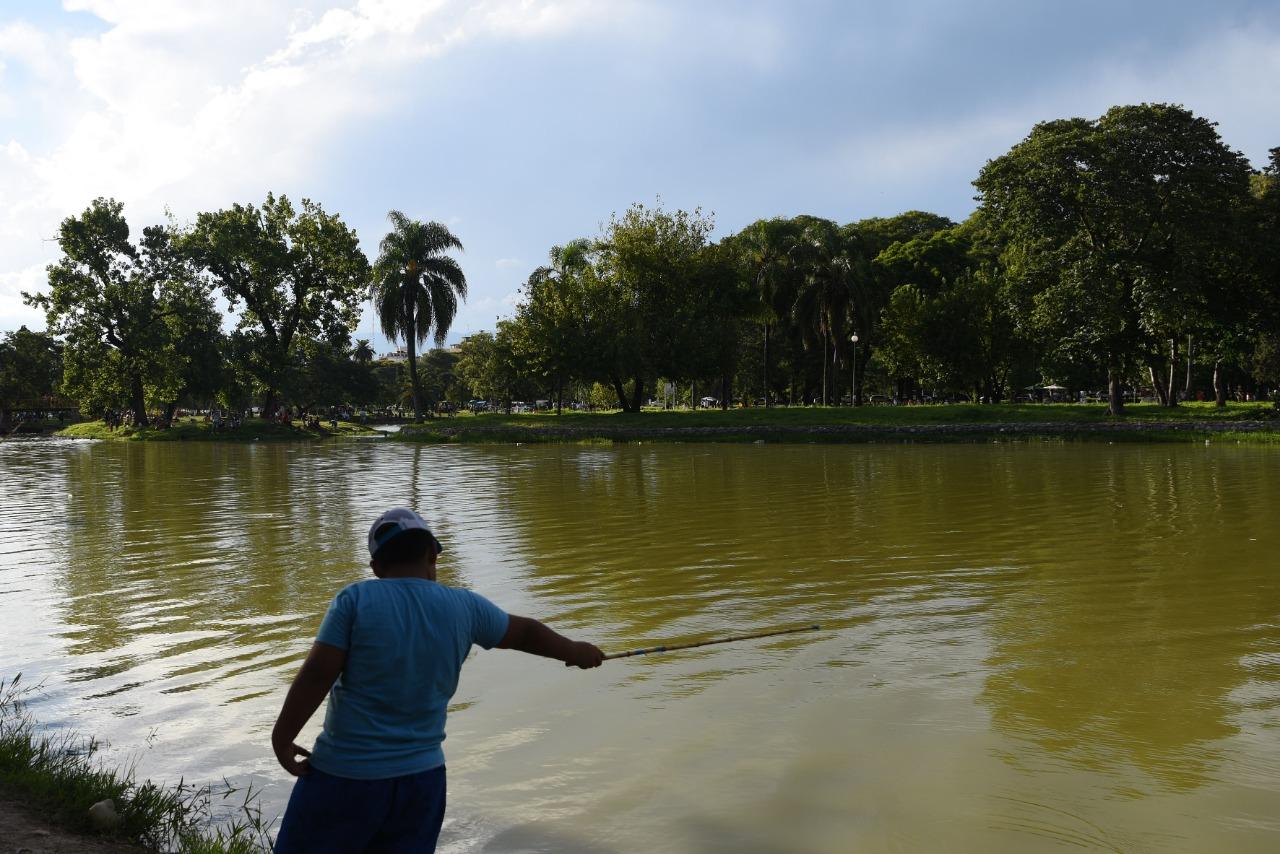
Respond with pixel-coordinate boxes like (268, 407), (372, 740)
(377, 563), (436, 581)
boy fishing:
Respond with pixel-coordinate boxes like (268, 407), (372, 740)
(271, 508), (603, 852)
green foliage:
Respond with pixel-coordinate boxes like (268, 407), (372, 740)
(284, 336), (376, 411)
(371, 210), (467, 420)
(184, 193), (370, 412)
(9, 104), (1276, 425)
(593, 201), (724, 409)
(0, 327), (62, 408)
(455, 326), (533, 408)
(515, 239), (596, 411)
(416, 348), (467, 409)
(24, 198), (218, 424)
(974, 104), (1254, 411)
(0, 675), (273, 851)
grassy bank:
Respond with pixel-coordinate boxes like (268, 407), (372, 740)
(56, 417), (378, 442)
(391, 401), (1280, 445)
(0, 676), (270, 852)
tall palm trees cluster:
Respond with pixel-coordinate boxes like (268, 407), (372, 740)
(755, 217), (864, 405)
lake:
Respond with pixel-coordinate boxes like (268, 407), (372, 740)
(1, 438), (1277, 852)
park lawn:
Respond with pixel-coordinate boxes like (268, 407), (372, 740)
(412, 401), (1277, 430)
(57, 418), (378, 442)
(389, 401), (1279, 445)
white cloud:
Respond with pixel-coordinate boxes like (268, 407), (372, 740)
(0, 264), (48, 330)
(0, 0), (626, 331)
(494, 257), (524, 269)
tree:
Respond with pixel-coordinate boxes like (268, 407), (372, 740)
(791, 217), (859, 405)
(455, 326), (528, 411)
(1251, 148), (1280, 407)
(975, 104), (1253, 415)
(25, 198), (212, 425)
(419, 348), (464, 410)
(518, 239), (594, 413)
(184, 193), (370, 416)
(685, 241), (755, 408)
(371, 210), (467, 421)
(0, 327), (63, 430)
(870, 219), (1029, 402)
(594, 202), (719, 411)
(160, 284), (227, 421)
(284, 335), (375, 414)
(845, 211), (953, 403)
(730, 218), (802, 405)
(876, 284), (932, 391)
(353, 339), (375, 364)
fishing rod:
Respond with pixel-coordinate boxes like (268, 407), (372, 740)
(604, 624), (821, 661)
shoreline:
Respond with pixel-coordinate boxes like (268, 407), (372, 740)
(390, 419), (1280, 445)
(29, 404), (1280, 446)
(45, 418), (380, 442)
(0, 675), (272, 853)
(0, 795), (146, 853)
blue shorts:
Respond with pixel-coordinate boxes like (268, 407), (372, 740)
(273, 765), (446, 853)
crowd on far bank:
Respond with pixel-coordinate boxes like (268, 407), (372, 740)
(100, 406), (348, 432)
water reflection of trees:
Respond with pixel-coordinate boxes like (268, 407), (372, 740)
(57, 443), (374, 692)
(488, 445), (1035, 647)
(978, 447), (1280, 792)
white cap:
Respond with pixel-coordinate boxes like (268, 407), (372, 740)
(368, 508), (442, 557)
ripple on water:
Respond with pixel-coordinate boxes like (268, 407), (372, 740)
(2, 441), (1279, 852)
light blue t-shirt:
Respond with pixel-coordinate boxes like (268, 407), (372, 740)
(307, 577), (509, 780)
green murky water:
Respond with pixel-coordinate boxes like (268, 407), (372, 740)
(1, 439), (1278, 852)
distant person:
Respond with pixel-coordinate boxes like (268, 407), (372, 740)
(271, 509), (603, 852)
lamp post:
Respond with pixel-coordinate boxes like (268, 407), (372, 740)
(850, 332), (860, 406)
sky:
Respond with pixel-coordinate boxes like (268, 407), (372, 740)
(2, 0), (1279, 350)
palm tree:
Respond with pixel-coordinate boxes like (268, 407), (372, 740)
(352, 339), (375, 364)
(792, 218), (854, 405)
(737, 219), (801, 406)
(372, 211), (467, 421)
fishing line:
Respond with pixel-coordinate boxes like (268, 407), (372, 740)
(604, 624), (821, 661)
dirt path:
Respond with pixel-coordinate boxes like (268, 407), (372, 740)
(0, 797), (144, 854)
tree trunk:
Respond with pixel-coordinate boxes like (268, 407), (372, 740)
(1185, 334), (1194, 400)
(405, 335), (422, 422)
(1148, 365), (1168, 406)
(1213, 359), (1227, 407)
(263, 390), (279, 421)
(721, 373), (730, 410)
(610, 374), (630, 411)
(691, 380), (697, 410)
(1165, 338), (1179, 407)
(821, 330), (828, 406)
(163, 401), (178, 427)
(630, 375), (644, 413)
(1108, 367), (1125, 416)
(556, 374), (563, 415)
(762, 322), (771, 407)
(130, 372), (148, 427)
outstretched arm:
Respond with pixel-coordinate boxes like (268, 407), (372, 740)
(498, 615), (603, 669)
(271, 641), (347, 775)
